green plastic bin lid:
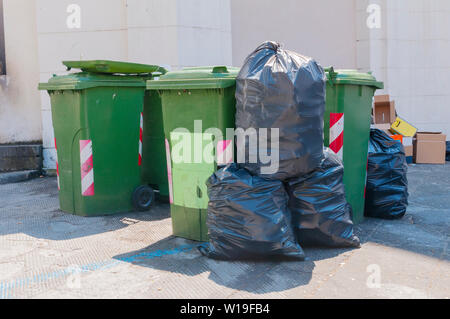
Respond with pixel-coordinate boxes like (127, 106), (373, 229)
(62, 60), (168, 75)
(147, 66), (240, 90)
(325, 67), (384, 89)
(38, 71), (152, 91)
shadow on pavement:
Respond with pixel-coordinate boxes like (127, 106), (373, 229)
(0, 176), (171, 240)
(113, 236), (356, 294)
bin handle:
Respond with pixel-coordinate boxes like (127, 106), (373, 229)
(324, 66), (337, 86)
(212, 66), (229, 74)
(155, 66), (168, 75)
(196, 186), (203, 198)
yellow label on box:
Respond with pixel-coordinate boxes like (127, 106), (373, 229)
(390, 117), (417, 137)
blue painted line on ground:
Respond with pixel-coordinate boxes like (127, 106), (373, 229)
(0, 242), (207, 299)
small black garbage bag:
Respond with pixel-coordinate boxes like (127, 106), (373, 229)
(286, 149), (360, 248)
(446, 141), (450, 161)
(365, 129), (408, 219)
(235, 41), (326, 180)
(199, 163), (305, 260)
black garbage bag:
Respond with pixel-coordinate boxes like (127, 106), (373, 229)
(235, 41), (326, 180)
(446, 141), (450, 161)
(286, 149), (360, 248)
(365, 129), (408, 219)
(199, 163), (305, 260)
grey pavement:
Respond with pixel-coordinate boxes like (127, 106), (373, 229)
(0, 164), (448, 299)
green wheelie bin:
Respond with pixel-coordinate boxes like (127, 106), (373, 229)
(324, 68), (384, 224)
(39, 60), (168, 216)
(147, 66), (240, 241)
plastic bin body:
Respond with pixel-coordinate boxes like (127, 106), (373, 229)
(147, 66), (239, 241)
(324, 69), (383, 224)
(39, 71), (151, 216)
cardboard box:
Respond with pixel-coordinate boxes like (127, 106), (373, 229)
(391, 117), (418, 137)
(403, 137), (413, 164)
(414, 132), (446, 164)
(373, 101), (396, 124)
(374, 95), (390, 103)
(372, 123), (391, 131)
(404, 145), (413, 157)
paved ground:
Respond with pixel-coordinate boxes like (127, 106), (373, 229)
(0, 164), (448, 299)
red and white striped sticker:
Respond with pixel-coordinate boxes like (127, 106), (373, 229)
(165, 138), (174, 204)
(80, 140), (94, 197)
(329, 113), (344, 160)
(138, 112), (143, 166)
(54, 138), (60, 190)
(216, 140), (233, 166)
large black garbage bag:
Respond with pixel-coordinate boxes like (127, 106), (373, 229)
(365, 129), (408, 219)
(199, 163), (305, 260)
(235, 41), (326, 180)
(286, 149), (360, 248)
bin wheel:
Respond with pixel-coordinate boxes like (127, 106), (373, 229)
(132, 185), (155, 211)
